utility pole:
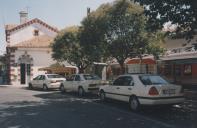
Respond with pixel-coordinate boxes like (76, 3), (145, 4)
(87, 7), (90, 16)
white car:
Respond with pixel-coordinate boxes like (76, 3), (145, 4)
(60, 74), (102, 96)
(29, 74), (66, 91)
(99, 74), (185, 111)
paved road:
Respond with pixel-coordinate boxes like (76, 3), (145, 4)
(0, 86), (196, 128)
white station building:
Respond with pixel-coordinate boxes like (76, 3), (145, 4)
(5, 11), (62, 85)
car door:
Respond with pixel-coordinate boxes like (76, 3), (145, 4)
(73, 75), (81, 91)
(65, 75), (76, 91)
(115, 76), (134, 102)
(37, 75), (45, 88)
(31, 75), (41, 88)
(104, 77), (125, 100)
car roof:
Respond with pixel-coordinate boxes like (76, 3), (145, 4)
(37, 74), (59, 76)
(73, 74), (93, 75)
(45, 74), (59, 75)
(119, 74), (159, 77)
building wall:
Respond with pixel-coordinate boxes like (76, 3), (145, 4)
(164, 35), (197, 50)
(10, 48), (56, 85)
(9, 23), (56, 46)
(159, 59), (197, 86)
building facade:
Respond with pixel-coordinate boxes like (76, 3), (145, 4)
(159, 36), (197, 85)
(5, 11), (60, 85)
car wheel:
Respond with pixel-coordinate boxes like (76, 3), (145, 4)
(100, 90), (105, 101)
(28, 83), (33, 90)
(60, 84), (65, 93)
(129, 96), (140, 111)
(78, 87), (84, 97)
(43, 84), (48, 91)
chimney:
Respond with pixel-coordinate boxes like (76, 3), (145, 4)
(19, 11), (28, 24)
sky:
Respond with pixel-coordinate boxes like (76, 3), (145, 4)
(0, 0), (115, 55)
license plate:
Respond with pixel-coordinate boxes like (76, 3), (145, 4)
(163, 89), (175, 94)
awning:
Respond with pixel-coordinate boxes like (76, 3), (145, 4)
(39, 66), (76, 74)
(127, 58), (156, 65)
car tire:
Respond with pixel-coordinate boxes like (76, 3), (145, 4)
(129, 96), (140, 111)
(99, 90), (106, 101)
(60, 84), (65, 93)
(78, 87), (84, 97)
(43, 84), (48, 91)
(28, 83), (33, 90)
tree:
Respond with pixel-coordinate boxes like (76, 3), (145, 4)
(80, 0), (164, 74)
(104, 0), (150, 73)
(51, 26), (91, 73)
(80, 4), (110, 62)
(133, 0), (197, 41)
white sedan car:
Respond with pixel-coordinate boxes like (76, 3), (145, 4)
(99, 74), (185, 111)
(29, 74), (66, 91)
(60, 74), (102, 96)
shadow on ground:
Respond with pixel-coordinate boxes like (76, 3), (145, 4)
(0, 90), (196, 128)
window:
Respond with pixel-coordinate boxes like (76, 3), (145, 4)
(113, 77), (124, 86)
(164, 64), (172, 75)
(174, 65), (181, 76)
(39, 75), (45, 80)
(83, 74), (100, 80)
(34, 30), (39, 36)
(75, 75), (81, 81)
(139, 75), (169, 85)
(27, 64), (31, 76)
(67, 75), (75, 81)
(47, 75), (64, 78)
(113, 76), (133, 86)
(34, 75), (41, 80)
(184, 64), (192, 75)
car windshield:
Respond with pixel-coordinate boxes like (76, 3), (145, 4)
(83, 74), (100, 80)
(139, 75), (169, 85)
(47, 75), (64, 79)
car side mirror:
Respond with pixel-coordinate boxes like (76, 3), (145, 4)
(109, 81), (113, 85)
(130, 81), (134, 86)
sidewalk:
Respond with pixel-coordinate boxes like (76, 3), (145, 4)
(0, 84), (28, 88)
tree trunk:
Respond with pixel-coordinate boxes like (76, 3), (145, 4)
(119, 63), (125, 75)
(139, 55), (142, 73)
(78, 67), (84, 74)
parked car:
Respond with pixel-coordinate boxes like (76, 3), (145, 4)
(29, 74), (66, 91)
(99, 74), (185, 111)
(60, 74), (103, 96)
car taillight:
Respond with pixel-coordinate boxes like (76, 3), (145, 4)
(148, 87), (159, 95)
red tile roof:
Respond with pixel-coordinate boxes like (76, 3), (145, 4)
(127, 58), (156, 65)
(5, 18), (58, 33)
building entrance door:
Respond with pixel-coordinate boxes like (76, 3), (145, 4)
(20, 63), (26, 84)
(18, 53), (33, 85)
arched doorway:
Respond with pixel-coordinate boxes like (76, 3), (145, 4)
(18, 53), (33, 84)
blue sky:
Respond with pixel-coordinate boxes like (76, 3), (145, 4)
(0, 0), (115, 55)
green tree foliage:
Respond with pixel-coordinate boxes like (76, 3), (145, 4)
(52, 0), (165, 74)
(133, 0), (197, 41)
(51, 26), (90, 73)
(146, 32), (166, 59)
(104, 0), (150, 73)
(81, 0), (164, 74)
(80, 4), (110, 62)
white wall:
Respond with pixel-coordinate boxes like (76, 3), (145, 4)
(11, 48), (56, 85)
(15, 48), (56, 66)
(9, 23), (57, 46)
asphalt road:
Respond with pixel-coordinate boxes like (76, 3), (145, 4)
(0, 86), (196, 128)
